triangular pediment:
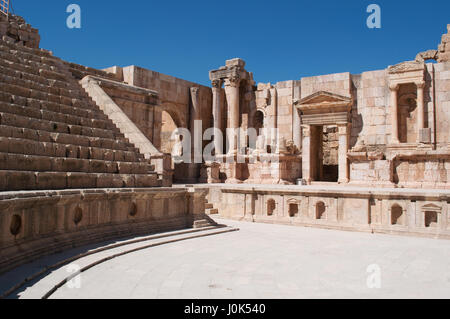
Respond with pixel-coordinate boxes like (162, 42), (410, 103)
(298, 91), (352, 106)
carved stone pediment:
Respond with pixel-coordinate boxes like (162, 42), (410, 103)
(421, 203), (442, 212)
(388, 61), (425, 74)
(295, 91), (353, 113)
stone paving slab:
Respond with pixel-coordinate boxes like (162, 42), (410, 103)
(0, 225), (237, 299)
(40, 218), (450, 299)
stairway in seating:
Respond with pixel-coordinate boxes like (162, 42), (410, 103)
(0, 19), (159, 191)
(205, 198), (219, 215)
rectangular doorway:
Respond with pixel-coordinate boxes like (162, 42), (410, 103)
(310, 125), (339, 182)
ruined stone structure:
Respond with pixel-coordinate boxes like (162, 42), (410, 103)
(0, 12), (450, 277)
(200, 25), (450, 239)
(0, 14), (212, 274)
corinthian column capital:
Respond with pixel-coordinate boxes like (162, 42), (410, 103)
(212, 79), (223, 89)
(389, 83), (400, 91)
(415, 81), (426, 89)
(225, 76), (241, 88)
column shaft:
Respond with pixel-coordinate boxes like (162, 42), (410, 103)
(416, 81), (425, 143)
(293, 107), (301, 151)
(301, 125), (312, 184)
(224, 79), (240, 154)
(212, 82), (223, 155)
(338, 124), (349, 184)
(390, 84), (400, 144)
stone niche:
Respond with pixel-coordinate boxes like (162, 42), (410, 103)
(206, 185), (450, 239)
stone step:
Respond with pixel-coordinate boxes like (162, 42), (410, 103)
(0, 124), (141, 154)
(0, 69), (81, 100)
(0, 136), (144, 162)
(206, 208), (219, 215)
(0, 152), (152, 174)
(0, 109), (125, 142)
(193, 219), (217, 229)
(0, 99), (118, 132)
(0, 36), (53, 58)
(66, 61), (118, 81)
(0, 63), (114, 120)
(0, 49), (56, 74)
(0, 170), (159, 191)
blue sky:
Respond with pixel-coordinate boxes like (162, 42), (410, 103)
(12, 0), (450, 86)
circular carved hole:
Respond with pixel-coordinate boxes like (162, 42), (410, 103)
(129, 203), (138, 217)
(74, 207), (83, 225)
(10, 215), (22, 236)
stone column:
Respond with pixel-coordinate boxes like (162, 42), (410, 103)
(224, 77), (240, 154)
(212, 80), (224, 155)
(301, 125), (312, 184)
(337, 123), (349, 184)
(416, 81), (425, 142)
(389, 84), (400, 144)
(293, 107), (302, 151)
(190, 87), (202, 164)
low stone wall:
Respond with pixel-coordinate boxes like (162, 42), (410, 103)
(0, 187), (206, 274)
(205, 185), (450, 239)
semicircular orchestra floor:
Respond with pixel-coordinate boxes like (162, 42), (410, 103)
(3, 218), (450, 299)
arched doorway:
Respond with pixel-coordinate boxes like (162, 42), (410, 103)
(253, 110), (265, 134)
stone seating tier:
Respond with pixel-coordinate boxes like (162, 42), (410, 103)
(0, 35), (159, 190)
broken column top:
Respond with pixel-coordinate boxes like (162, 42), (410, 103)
(209, 58), (251, 84)
(226, 58), (246, 68)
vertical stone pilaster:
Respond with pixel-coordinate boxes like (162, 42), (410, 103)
(212, 80), (224, 155)
(293, 107), (302, 151)
(389, 84), (400, 144)
(301, 125), (312, 184)
(416, 81), (425, 142)
(338, 123), (349, 184)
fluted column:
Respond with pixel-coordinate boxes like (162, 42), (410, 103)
(389, 83), (400, 144)
(212, 79), (223, 155)
(224, 77), (240, 154)
(416, 81), (425, 143)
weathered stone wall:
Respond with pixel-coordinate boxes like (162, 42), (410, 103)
(206, 185), (450, 239)
(434, 62), (450, 148)
(355, 69), (389, 147)
(438, 25), (450, 62)
(0, 187), (207, 274)
(254, 81), (294, 147)
(0, 15), (40, 48)
(122, 65), (212, 129)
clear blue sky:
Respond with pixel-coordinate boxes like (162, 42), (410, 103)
(12, 0), (450, 86)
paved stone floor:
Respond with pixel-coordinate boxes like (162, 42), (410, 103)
(42, 218), (450, 299)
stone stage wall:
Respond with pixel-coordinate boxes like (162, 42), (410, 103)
(0, 187), (207, 274)
(205, 185), (450, 239)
